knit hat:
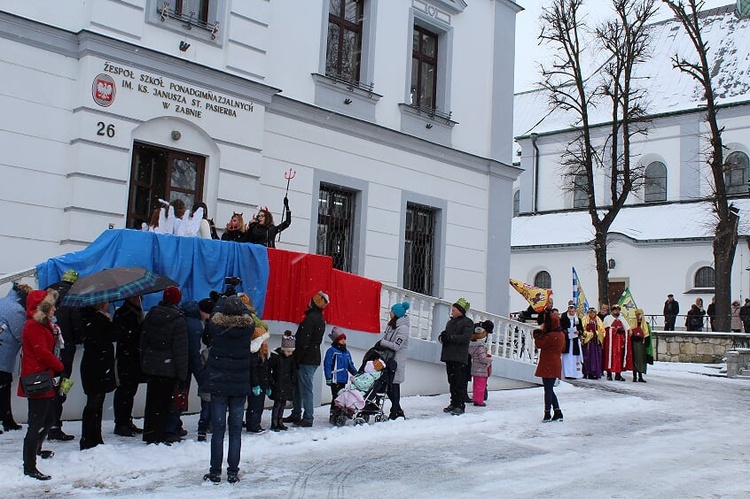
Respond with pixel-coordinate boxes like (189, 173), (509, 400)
(222, 295), (246, 316)
(391, 302), (410, 318)
(453, 297), (470, 315)
(328, 327), (346, 344)
(163, 286), (182, 305)
(198, 298), (215, 315)
(311, 291), (330, 309)
(62, 269), (79, 283)
(281, 330), (296, 352)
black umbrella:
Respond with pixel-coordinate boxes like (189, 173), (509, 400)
(60, 267), (177, 307)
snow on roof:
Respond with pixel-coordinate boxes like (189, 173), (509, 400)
(511, 198), (750, 247)
(514, 4), (750, 138)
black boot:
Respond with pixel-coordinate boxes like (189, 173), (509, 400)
(551, 408), (564, 422)
(542, 410), (551, 422)
(638, 373), (646, 383)
(633, 372), (638, 382)
(615, 373), (625, 381)
(25, 468), (51, 481)
(606, 373), (613, 381)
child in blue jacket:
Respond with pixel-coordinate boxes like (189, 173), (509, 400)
(323, 328), (357, 423)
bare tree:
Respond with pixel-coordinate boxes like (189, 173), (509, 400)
(538, 0), (657, 306)
(662, 0), (736, 331)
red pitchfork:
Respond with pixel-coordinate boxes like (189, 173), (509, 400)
(277, 167), (296, 242)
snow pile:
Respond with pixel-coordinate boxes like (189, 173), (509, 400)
(1, 362), (749, 497)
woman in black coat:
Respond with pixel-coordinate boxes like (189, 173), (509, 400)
(112, 296), (146, 436)
(79, 303), (117, 450)
(244, 199), (291, 248)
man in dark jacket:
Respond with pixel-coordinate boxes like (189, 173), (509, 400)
(285, 291), (328, 427)
(439, 298), (474, 415)
(140, 286), (188, 444)
(112, 295), (146, 437)
(663, 294), (679, 331)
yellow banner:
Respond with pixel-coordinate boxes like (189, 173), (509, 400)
(510, 278), (552, 312)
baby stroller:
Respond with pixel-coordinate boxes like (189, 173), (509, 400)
(331, 349), (393, 426)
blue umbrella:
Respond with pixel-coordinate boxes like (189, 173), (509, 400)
(60, 267), (177, 307)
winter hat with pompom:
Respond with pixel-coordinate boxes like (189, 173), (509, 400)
(391, 302), (410, 318)
(328, 327), (346, 344)
(281, 330), (296, 352)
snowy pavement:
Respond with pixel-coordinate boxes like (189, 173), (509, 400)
(0, 362), (748, 498)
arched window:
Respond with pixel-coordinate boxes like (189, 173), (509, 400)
(694, 266), (715, 288)
(573, 174), (587, 209)
(534, 270), (552, 289)
(725, 151), (749, 196)
(513, 190), (520, 217)
(644, 161), (667, 203)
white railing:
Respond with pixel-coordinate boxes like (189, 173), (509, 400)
(380, 284), (538, 366)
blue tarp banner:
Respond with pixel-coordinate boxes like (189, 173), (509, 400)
(36, 230), (270, 314)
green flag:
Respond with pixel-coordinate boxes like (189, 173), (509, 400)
(617, 287), (638, 325)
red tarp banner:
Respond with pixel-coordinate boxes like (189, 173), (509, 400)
(328, 269), (382, 333)
(263, 248), (381, 333)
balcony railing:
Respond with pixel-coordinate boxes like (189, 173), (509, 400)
(380, 284), (538, 365)
(158, 2), (220, 40)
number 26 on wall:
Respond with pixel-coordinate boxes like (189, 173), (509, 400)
(96, 121), (116, 138)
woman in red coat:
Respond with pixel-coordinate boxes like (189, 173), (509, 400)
(534, 308), (565, 423)
(19, 289), (65, 481)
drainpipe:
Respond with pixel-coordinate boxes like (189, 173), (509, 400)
(530, 133), (540, 213)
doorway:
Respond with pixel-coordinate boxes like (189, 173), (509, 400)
(126, 143), (206, 229)
(608, 280), (627, 307)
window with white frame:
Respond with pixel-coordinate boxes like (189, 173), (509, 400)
(534, 271), (552, 289)
(644, 161), (667, 203)
(152, 0), (222, 39)
(573, 174), (588, 209)
(694, 266), (715, 288)
(725, 151), (749, 196)
(326, 0), (364, 84)
(513, 190), (520, 217)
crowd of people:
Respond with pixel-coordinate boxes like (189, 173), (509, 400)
(0, 271), (419, 483)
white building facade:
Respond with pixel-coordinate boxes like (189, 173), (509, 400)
(0, 0), (523, 314)
(510, 5), (750, 325)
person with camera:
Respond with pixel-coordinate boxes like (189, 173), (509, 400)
(534, 308), (565, 422)
(244, 198), (292, 248)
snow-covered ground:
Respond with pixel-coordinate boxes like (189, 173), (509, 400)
(1, 362), (748, 498)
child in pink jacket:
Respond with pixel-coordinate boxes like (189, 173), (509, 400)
(468, 321), (494, 407)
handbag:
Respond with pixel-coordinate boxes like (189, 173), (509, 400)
(20, 370), (54, 397)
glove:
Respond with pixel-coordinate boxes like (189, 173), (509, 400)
(326, 379), (332, 386)
(265, 388), (272, 397)
(252, 386), (261, 396)
(283, 196), (289, 207)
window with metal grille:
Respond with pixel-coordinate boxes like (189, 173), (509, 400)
(326, 0), (364, 83)
(534, 271), (552, 289)
(403, 203), (435, 295)
(317, 184), (355, 272)
(410, 25), (438, 110)
(725, 151), (749, 196)
(644, 161), (667, 202)
(694, 266), (715, 288)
